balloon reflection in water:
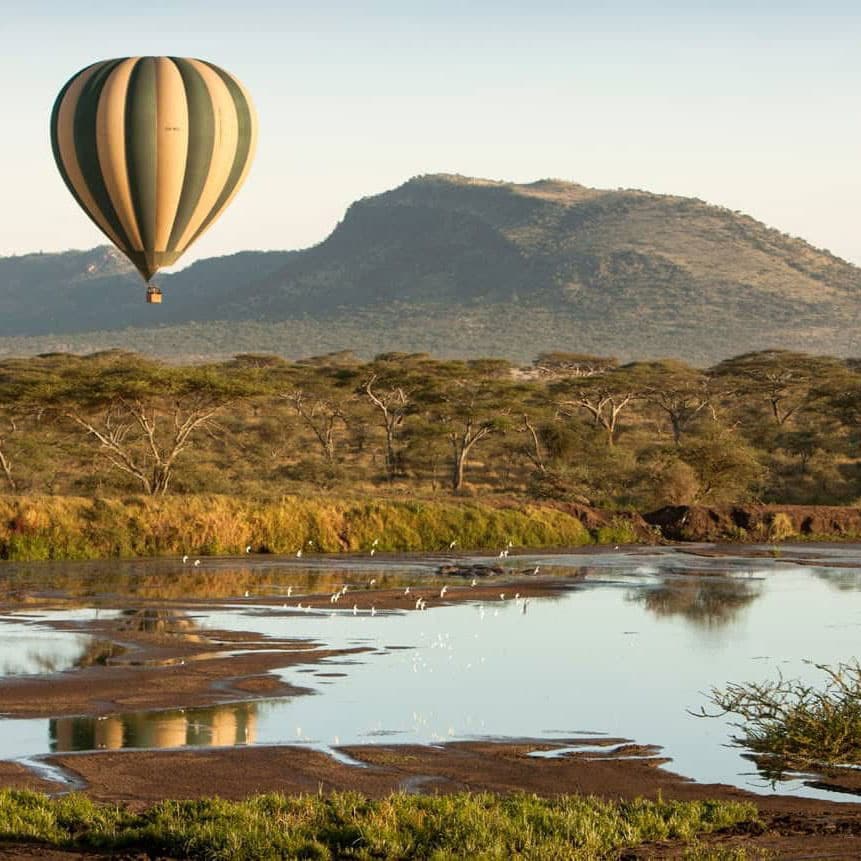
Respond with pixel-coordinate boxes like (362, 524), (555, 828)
(49, 702), (257, 752)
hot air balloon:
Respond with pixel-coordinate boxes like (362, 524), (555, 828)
(50, 57), (257, 303)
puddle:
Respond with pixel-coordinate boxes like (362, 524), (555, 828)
(0, 550), (860, 802)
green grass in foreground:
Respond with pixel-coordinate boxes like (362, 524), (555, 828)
(0, 790), (758, 860)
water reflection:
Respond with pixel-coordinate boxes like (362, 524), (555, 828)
(627, 576), (763, 628)
(0, 614), (92, 677)
(50, 702), (258, 752)
(813, 568), (861, 592)
(0, 559), (459, 603)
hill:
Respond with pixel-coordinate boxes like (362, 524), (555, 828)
(1, 174), (859, 363)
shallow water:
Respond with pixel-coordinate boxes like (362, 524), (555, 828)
(0, 609), (119, 678)
(1, 548), (860, 802)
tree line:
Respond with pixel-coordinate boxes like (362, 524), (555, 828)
(0, 348), (859, 508)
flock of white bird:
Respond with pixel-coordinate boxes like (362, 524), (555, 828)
(181, 536), (532, 616)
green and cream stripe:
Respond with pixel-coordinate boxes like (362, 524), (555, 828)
(50, 56), (257, 281)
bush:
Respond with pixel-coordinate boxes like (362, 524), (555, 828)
(699, 661), (861, 776)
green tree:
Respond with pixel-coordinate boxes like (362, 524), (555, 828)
(43, 355), (249, 495)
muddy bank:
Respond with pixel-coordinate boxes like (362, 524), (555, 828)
(0, 608), (359, 718)
(645, 503), (861, 542)
(35, 737), (861, 811)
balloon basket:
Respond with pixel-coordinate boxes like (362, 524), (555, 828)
(146, 287), (163, 305)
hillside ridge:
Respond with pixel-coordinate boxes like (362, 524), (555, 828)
(1, 174), (859, 362)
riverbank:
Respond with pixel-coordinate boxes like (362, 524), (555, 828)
(2, 742), (860, 859)
(2, 494), (861, 562)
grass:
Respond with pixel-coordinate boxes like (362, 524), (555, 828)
(0, 789), (758, 860)
(0, 494), (592, 561)
(701, 661), (861, 775)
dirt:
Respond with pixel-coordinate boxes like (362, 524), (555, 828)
(645, 503), (861, 543)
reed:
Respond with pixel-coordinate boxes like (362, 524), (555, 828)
(0, 494), (591, 561)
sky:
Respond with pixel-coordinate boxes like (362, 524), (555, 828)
(3, 1), (860, 267)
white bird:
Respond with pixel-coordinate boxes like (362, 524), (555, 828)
(514, 593), (520, 600)
(308, 540), (314, 546)
(330, 593), (338, 604)
(404, 586), (411, 595)
(245, 545), (252, 554)
(533, 566), (540, 575)
(449, 540), (457, 549)
(471, 578), (477, 587)
(353, 604), (358, 616)
(372, 538), (379, 547)
(499, 593), (505, 600)
(296, 602), (303, 610)
(193, 559), (201, 567)
(287, 586), (293, 597)
(507, 540), (513, 548)
(369, 578), (377, 588)
(415, 598), (423, 610)
(182, 555), (189, 564)
(440, 586), (448, 598)
(371, 606), (376, 616)
(296, 548), (303, 558)
(244, 590), (250, 598)
(420, 600), (427, 611)
(370, 548), (376, 557)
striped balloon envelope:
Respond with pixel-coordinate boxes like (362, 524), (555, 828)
(50, 57), (257, 297)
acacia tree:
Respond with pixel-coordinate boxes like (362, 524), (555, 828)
(361, 373), (412, 481)
(416, 360), (510, 492)
(533, 352), (619, 380)
(519, 413), (548, 474)
(0, 358), (57, 493)
(710, 351), (843, 426)
(281, 389), (347, 464)
(0, 417), (15, 491)
(628, 360), (712, 445)
(49, 357), (247, 495)
(552, 367), (639, 447)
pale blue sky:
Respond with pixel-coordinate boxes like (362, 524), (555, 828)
(4, 1), (860, 266)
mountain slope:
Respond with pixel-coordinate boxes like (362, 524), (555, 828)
(1, 174), (859, 363)
(0, 248), (293, 336)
